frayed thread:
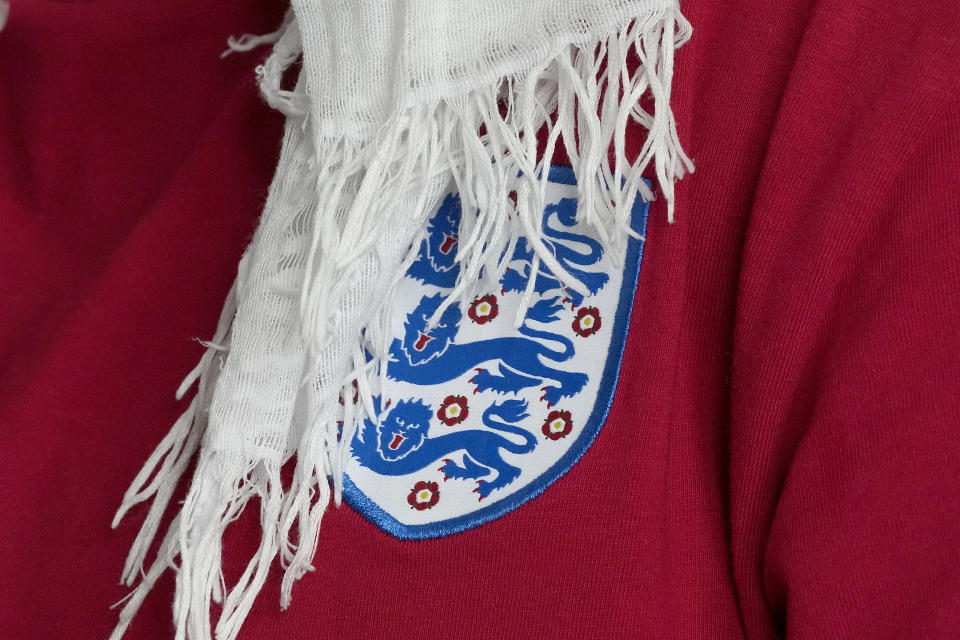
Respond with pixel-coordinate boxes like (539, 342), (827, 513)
(222, 9), (308, 118)
(109, 280), (237, 640)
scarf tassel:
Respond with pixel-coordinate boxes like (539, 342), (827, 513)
(111, 7), (692, 639)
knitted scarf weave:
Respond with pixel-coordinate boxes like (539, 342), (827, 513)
(111, 2), (692, 638)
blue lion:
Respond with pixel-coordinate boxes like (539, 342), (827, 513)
(387, 292), (588, 407)
(499, 197), (608, 307)
(407, 193), (462, 288)
(351, 397), (537, 500)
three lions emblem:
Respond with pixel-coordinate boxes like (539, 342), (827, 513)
(342, 166), (650, 538)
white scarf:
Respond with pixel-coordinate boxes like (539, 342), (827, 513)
(111, 2), (692, 638)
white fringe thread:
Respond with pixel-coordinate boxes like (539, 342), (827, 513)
(111, 7), (692, 640)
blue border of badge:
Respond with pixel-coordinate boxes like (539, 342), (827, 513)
(342, 165), (650, 540)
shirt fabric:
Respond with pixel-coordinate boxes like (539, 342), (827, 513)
(1, 1), (958, 638)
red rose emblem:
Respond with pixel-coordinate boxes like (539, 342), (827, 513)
(571, 306), (601, 337)
(437, 395), (469, 426)
(542, 409), (573, 440)
(407, 480), (440, 511)
(467, 294), (499, 324)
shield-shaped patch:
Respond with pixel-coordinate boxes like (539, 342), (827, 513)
(343, 166), (649, 539)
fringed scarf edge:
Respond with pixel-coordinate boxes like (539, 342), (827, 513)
(109, 6), (692, 639)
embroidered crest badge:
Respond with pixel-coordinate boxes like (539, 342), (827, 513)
(343, 166), (650, 539)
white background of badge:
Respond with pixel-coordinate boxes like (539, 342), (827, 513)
(345, 179), (629, 526)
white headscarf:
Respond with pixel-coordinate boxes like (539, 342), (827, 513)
(111, 2), (692, 638)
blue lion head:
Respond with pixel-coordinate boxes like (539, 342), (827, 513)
(400, 293), (461, 365)
(407, 193), (462, 288)
(376, 399), (432, 461)
(545, 197), (578, 228)
(500, 266), (527, 295)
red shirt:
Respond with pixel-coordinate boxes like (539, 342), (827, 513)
(1, 1), (958, 638)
